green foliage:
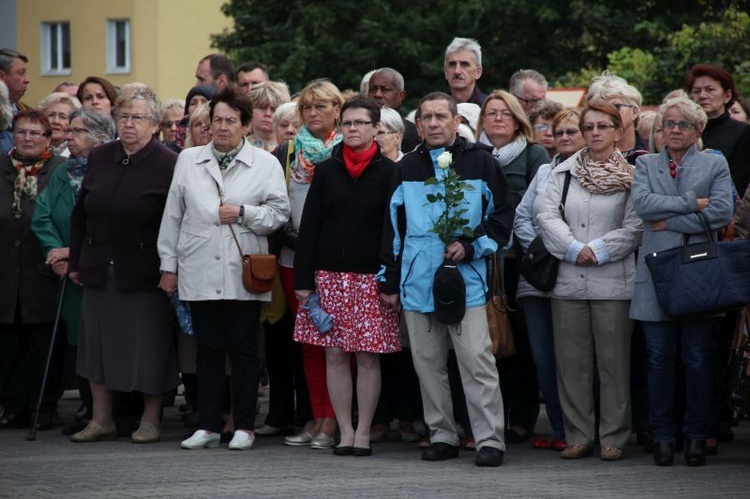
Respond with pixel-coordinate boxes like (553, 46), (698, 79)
(213, 1), (747, 108)
(425, 167), (475, 248)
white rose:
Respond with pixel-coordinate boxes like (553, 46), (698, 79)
(437, 151), (452, 169)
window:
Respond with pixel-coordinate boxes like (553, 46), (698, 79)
(40, 22), (71, 75)
(106, 19), (131, 73)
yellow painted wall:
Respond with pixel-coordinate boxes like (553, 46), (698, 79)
(16, 0), (231, 107)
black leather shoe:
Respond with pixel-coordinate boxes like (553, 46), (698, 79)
(333, 446), (353, 456)
(475, 446), (504, 467)
(636, 429), (655, 453)
(653, 442), (674, 466)
(421, 442), (459, 461)
(352, 446), (372, 457)
(0, 412), (28, 429)
(684, 439), (706, 467)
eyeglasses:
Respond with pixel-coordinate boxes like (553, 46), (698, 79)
(117, 114), (150, 124)
(484, 110), (514, 120)
(64, 127), (90, 136)
(376, 130), (397, 137)
(613, 103), (634, 111)
(533, 123), (552, 132)
(513, 95), (541, 108)
(662, 120), (696, 131)
(162, 120), (179, 128)
(13, 129), (47, 138)
(582, 123), (616, 132)
(553, 128), (581, 138)
(341, 120), (373, 129)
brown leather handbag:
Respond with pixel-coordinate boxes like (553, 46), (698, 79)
(486, 253), (516, 359)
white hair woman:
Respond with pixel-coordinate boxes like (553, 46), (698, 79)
(38, 92), (82, 156)
(375, 107), (404, 162)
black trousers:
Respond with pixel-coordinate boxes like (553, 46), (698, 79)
(0, 305), (62, 417)
(263, 309), (310, 428)
(191, 300), (261, 433)
(373, 349), (423, 425)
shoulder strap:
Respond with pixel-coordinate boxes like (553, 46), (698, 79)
(213, 179), (245, 259)
(559, 171), (572, 223)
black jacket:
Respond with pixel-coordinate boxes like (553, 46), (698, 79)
(293, 143), (396, 290)
(69, 139), (176, 291)
(702, 112), (750, 196)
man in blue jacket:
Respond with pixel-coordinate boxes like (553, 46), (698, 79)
(379, 92), (513, 467)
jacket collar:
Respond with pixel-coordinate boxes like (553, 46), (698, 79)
(113, 138), (160, 165)
(196, 139), (256, 191)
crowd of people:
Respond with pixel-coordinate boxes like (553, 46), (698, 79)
(1, 36), (749, 469)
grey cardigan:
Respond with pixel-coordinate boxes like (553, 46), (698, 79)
(629, 147), (734, 321)
(537, 149), (643, 301)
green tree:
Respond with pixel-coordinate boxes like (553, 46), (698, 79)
(212, 0), (738, 107)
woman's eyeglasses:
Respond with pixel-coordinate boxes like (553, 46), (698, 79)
(553, 128), (581, 138)
(581, 123), (616, 133)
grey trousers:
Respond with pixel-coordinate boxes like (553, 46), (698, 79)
(405, 306), (505, 451)
(551, 299), (633, 448)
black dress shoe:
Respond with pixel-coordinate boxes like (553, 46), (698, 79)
(333, 446), (353, 456)
(684, 439), (706, 467)
(653, 442), (674, 466)
(352, 446), (372, 457)
(636, 429), (655, 453)
(475, 446), (504, 467)
(421, 442), (459, 461)
(0, 412), (28, 429)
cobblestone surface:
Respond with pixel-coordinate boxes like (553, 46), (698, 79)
(2, 391), (750, 498)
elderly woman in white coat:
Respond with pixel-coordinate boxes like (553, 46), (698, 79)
(631, 96), (733, 467)
(538, 102), (643, 462)
(157, 88), (290, 451)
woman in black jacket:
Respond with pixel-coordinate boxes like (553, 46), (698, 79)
(293, 96), (400, 456)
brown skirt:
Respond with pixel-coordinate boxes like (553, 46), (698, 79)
(77, 266), (179, 395)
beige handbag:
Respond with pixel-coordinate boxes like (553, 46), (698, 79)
(486, 253), (516, 359)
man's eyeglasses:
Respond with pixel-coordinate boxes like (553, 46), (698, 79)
(533, 123), (552, 132)
(117, 114), (150, 124)
(64, 127), (90, 136)
(513, 94), (541, 108)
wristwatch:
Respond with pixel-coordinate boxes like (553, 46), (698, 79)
(238, 205), (245, 224)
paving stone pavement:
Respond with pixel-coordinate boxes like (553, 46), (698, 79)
(2, 390), (750, 498)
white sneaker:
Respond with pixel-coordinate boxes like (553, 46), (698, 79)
(228, 430), (255, 450)
(181, 430), (220, 449)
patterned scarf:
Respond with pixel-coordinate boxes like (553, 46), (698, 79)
(572, 148), (633, 195)
(290, 126), (342, 184)
(212, 137), (244, 171)
(66, 156), (88, 198)
(11, 148), (53, 214)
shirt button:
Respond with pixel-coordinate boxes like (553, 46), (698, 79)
(216, 289), (222, 294)
(215, 222), (220, 227)
(14, 240), (20, 246)
(215, 255), (221, 260)
(580, 274), (585, 278)
(14, 213), (21, 219)
(581, 223), (585, 228)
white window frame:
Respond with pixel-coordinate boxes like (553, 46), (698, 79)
(106, 19), (131, 74)
(40, 21), (71, 76)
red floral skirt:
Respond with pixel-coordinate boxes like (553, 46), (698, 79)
(293, 271), (401, 353)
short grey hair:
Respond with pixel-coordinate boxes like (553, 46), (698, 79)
(115, 85), (161, 123)
(0, 80), (13, 129)
(38, 92), (81, 112)
(69, 108), (116, 145)
(372, 68), (405, 91)
(162, 98), (185, 115)
(587, 70), (642, 108)
(444, 37), (482, 67)
(379, 106), (405, 134)
(0, 48), (28, 74)
(360, 70), (377, 95)
(659, 95), (708, 134)
(272, 101), (298, 130)
(509, 69), (549, 96)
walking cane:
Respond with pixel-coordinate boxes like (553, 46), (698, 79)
(27, 278), (67, 441)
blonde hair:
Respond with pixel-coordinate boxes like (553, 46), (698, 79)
(248, 81), (291, 110)
(185, 102), (210, 148)
(475, 90), (533, 143)
(296, 79), (344, 125)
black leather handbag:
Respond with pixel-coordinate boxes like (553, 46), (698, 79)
(645, 212), (750, 318)
(519, 172), (571, 292)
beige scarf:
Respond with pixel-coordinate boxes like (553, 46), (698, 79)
(11, 148), (52, 214)
(572, 148), (633, 195)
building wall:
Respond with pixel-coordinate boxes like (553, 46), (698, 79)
(16, 0), (231, 106)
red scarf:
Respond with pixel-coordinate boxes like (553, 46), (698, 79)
(342, 142), (377, 179)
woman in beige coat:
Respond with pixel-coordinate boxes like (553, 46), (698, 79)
(538, 102), (642, 461)
(157, 88), (290, 451)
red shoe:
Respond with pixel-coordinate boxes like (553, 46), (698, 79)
(550, 438), (567, 451)
(532, 437), (552, 449)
